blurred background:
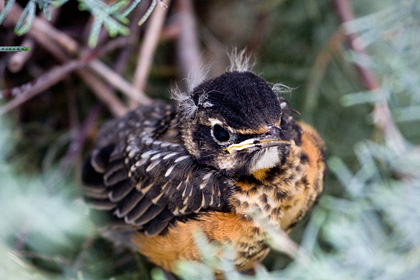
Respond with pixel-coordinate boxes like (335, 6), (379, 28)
(0, 0), (419, 279)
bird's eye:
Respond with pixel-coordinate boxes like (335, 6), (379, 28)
(213, 124), (230, 142)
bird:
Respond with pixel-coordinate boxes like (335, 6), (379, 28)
(81, 57), (326, 275)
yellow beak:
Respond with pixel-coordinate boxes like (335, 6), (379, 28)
(227, 138), (293, 154)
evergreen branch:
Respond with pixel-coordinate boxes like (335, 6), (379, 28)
(120, 0), (143, 17)
(0, 0), (15, 25)
(14, 0), (36, 35)
(2, 0), (59, 35)
(0, 0), (166, 48)
(79, 0), (130, 47)
(36, 0), (52, 20)
(138, 0), (157, 25)
(52, 0), (69, 7)
(121, 0), (167, 25)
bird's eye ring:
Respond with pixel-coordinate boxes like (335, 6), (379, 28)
(212, 124), (230, 142)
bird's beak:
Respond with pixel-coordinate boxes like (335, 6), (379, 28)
(227, 125), (294, 154)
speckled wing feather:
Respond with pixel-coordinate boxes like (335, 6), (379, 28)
(82, 103), (235, 236)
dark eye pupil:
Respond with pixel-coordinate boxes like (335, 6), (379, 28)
(213, 124), (230, 142)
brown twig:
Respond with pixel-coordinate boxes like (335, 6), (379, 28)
(175, 0), (205, 87)
(77, 69), (128, 117)
(60, 103), (101, 171)
(66, 79), (80, 141)
(80, 7), (153, 106)
(133, 0), (171, 107)
(114, 2), (149, 75)
(79, 39), (133, 116)
(88, 59), (153, 105)
(0, 60), (86, 115)
(2, 3), (137, 115)
(333, 0), (404, 147)
(7, 38), (35, 73)
(0, 36), (130, 116)
(333, 0), (379, 90)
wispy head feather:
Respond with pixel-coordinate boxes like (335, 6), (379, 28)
(272, 83), (293, 95)
(228, 48), (255, 72)
(171, 86), (197, 120)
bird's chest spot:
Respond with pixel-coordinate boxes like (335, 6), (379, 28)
(232, 146), (312, 229)
(235, 237), (270, 270)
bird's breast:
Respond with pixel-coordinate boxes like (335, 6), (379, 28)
(231, 121), (325, 232)
(131, 211), (269, 272)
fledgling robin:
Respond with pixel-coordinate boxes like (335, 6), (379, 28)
(82, 57), (326, 275)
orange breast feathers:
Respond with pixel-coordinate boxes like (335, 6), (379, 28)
(131, 212), (265, 272)
(279, 121), (326, 230)
(298, 121), (326, 190)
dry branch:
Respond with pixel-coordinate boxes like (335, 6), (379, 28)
(333, 0), (404, 147)
(114, 4), (148, 75)
(0, 60), (86, 115)
(60, 104), (101, 171)
(2, 2), (153, 115)
(77, 69), (128, 117)
(133, 0), (171, 107)
(175, 0), (205, 85)
(7, 38), (35, 73)
(88, 59), (152, 105)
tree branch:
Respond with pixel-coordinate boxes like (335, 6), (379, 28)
(132, 0), (171, 107)
(2, 2), (152, 115)
(175, 0), (205, 87)
(333, 0), (404, 147)
(0, 60), (85, 115)
(88, 59), (152, 105)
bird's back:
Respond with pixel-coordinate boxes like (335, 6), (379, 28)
(82, 102), (235, 237)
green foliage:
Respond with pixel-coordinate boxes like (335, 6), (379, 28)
(0, 0), (67, 35)
(0, 118), (93, 279)
(79, 0), (130, 47)
(0, 0), (157, 47)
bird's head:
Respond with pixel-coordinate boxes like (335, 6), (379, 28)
(175, 71), (299, 177)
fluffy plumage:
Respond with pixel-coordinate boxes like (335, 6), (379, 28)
(82, 68), (326, 273)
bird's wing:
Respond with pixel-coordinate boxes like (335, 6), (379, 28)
(82, 107), (235, 236)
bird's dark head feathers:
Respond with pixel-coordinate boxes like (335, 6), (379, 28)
(175, 71), (299, 176)
(191, 71), (281, 130)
